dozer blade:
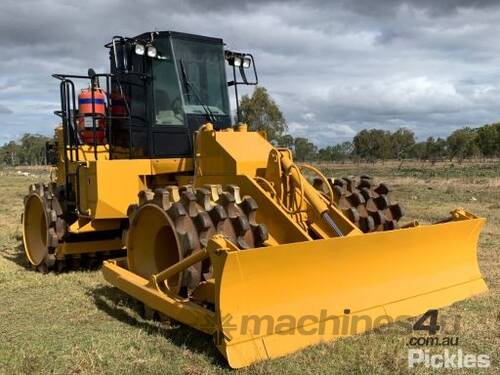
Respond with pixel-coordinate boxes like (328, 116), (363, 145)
(102, 213), (486, 369)
(212, 216), (487, 368)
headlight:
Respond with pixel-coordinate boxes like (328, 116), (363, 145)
(242, 57), (252, 69)
(135, 43), (145, 56)
(233, 56), (242, 67)
(147, 46), (157, 58)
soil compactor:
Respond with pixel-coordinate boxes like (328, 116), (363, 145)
(22, 31), (487, 368)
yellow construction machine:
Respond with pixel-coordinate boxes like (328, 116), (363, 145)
(22, 31), (487, 368)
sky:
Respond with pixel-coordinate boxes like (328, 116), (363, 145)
(2, 0), (500, 147)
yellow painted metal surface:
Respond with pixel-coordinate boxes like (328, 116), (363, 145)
(151, 158), (193, 174)
(195, 126), (360, 238)
(68, 145), (111, 162)
(56, 238), (124, 257)
(78, 158), (192, 219)
(103, 258), (216, 334)
(196, 128), (272, 176)
(211, 216), (487, 368)
(67, 218), (122, 234)
(82, 159), (150, 218)
(22, 194), (47, 266)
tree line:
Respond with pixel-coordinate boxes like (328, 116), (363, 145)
(280, 122), (500, 163)
(0, 134), (50, 166)
(2, 87), (500, 166)
(240, 87), (500, 163)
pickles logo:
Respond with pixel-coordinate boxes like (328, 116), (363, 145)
(408, 349), (490, 369)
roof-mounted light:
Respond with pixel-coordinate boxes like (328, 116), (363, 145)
(233, 56), (242, 67)
(147, 45), (157, 58)
(134, 43), (145, 56)
(225, 51), (252, 69)
(242, 57), (252, 69)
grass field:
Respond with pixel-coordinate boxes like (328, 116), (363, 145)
(0, 161), (498, 374)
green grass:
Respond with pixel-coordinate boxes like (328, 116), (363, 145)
(0, 162), (498, 374)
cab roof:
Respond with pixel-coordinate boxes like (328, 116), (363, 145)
(133, 31), (224, 45)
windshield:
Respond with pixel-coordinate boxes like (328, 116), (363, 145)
(172, 38), (229, 116)
(152, 39), (184, 126)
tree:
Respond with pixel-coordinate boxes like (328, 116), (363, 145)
(276, 134), (294, 149)
(476, 123), (500, 157)
(446, 127), (478, 162)
(294, 137), (317, 161)
(317, 147), (333, 161)
(353, 129), (392, 162)
(391, 128), (415, 160)
(317, 142), (353, 163)
(239, 86), (288, 142)
(425, 137), (447, 164)
(339, 141), (354, 159)
(409, 142), (426, 160)
(0, 133), (50, 166)
(0, 141), (21, 166)
(19, 133), (49, 165)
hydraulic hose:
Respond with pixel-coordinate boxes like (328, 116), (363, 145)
(321, 212), (343, 237)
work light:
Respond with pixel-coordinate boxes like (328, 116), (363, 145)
(242, 57), (252, 69)
(233, 56), (242, 67)
(147, 46), (157, 58)
(134, 43), (145, 56)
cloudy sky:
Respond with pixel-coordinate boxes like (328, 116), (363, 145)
(2, 0), (500, 146)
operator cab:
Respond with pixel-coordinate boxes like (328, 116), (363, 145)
(108, 31), (257, 158)
(53, 31), (256, 161)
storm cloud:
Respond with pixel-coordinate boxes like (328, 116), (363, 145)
(1, 0), (500, 146)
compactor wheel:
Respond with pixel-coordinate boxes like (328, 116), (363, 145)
(125, 184), (269, 294)
(314, 176), (404, 233)
(22, 183), (66, 273)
